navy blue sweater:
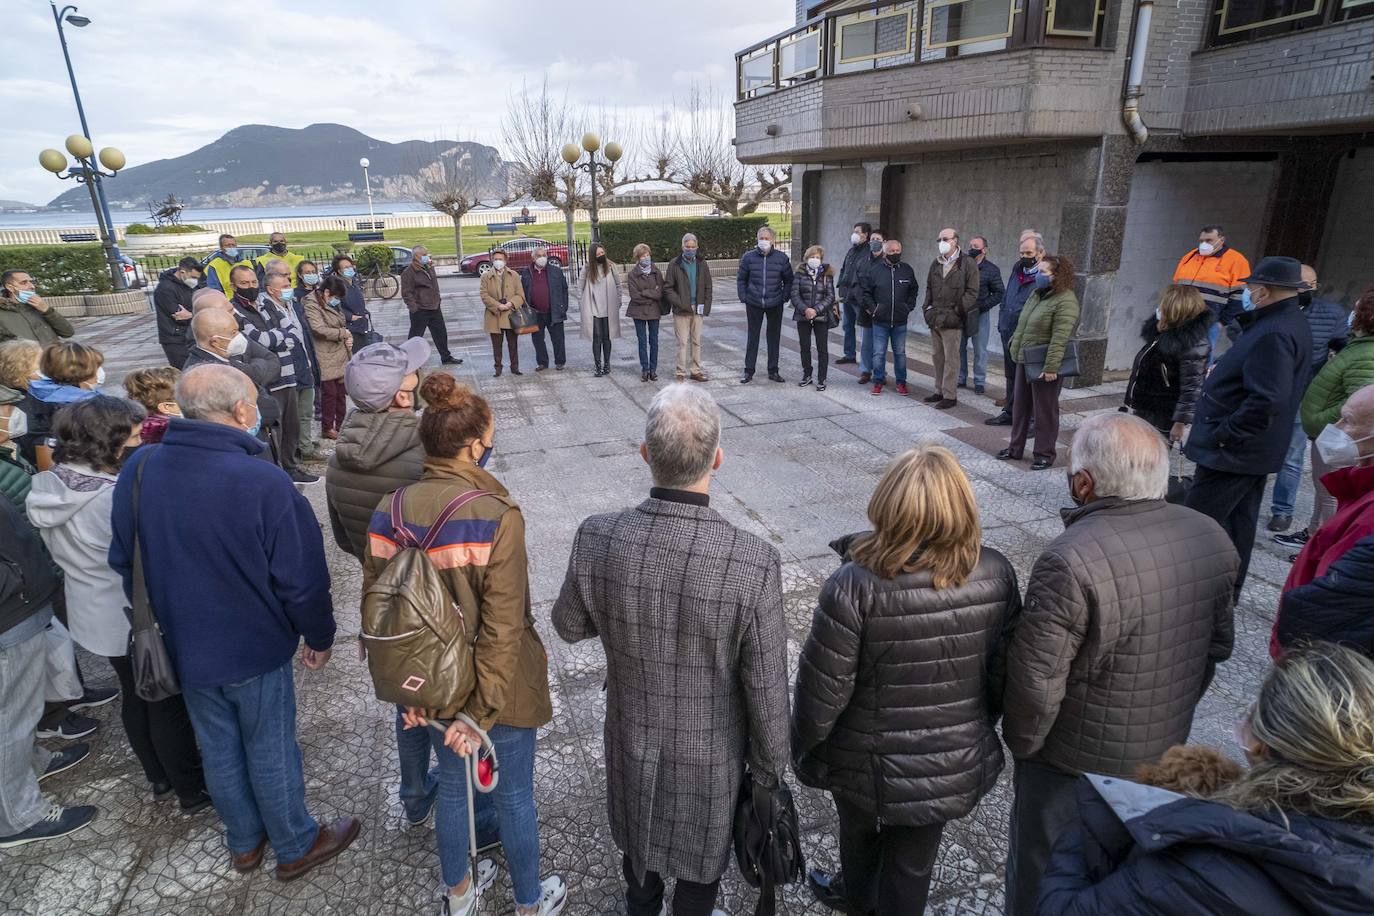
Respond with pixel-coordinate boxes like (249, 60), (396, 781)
(108, 418), (335, 688)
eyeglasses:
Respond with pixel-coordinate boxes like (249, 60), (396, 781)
(937, 235), (956, 243)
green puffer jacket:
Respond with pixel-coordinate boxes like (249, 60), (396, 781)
(1009, 288), (1080, 375)
(1300, 333), (1372, 438)
(0, 383), (32, 512)
(0, 294), (74, 345)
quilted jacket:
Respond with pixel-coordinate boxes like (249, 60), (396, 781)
(1009, 288), (1080, 375)
(1001, 496), (1238, 777)
(1300, 334), (1374, 439)
(792, 534), (1020, 826)
(1123, 311), (1215, 428)
(1277, 533), (1374, 658)
(325, 408), (424, 561)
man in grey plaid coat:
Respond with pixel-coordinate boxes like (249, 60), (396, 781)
(552, 385), (791, 916)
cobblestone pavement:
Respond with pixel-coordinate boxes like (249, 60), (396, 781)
(3, 287), (1305, 915)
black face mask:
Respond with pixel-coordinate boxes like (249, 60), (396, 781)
(968, 248), (983, 259)
(868, 239), (883, 254)
(117, 445), (138, 469)
(236, 286), (259, 301)
(1019, 256), (1037, 270)
(270, 242), (287, 254)
(1067, 471), (1086, 507)
(1297, 290), (1313, 309)
(886, 254), (902, 266)
(596, 254), (607, 265)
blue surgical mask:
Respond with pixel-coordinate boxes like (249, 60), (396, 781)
(1241, 288), (1256, 312)
(681, 249), (696, 261)
(1155, 307), (1162, 322)
(420, 255), (432, 266)
(342, 267), (356, 279)
(327, 296), (341, 308)
(224, 246), (240, 259)
(280, 288), (295, 301)
(16, 290), (36, 304)
(477, 438), (495, 469)
(1034, 273), (1052, 291)
(302, 273), (320, 286)
(246, 405), (262, 438)
(1349, 310), (1356, 328)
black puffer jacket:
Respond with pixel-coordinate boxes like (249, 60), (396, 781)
(791, 534), (1020, 826)
(325, 409), (424, 560)
(790, 264), (835, 326)
(1041, 774), (1374, 914)
(1123, 310), (1215, 429)
(1002, 497), (1238, 777)
(0, 494), (61, 636)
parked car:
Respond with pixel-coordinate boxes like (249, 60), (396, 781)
(459, 238), (569, 276)
(323, 245), (413, 277)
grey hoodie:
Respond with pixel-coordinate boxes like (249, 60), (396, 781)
(324, 408), (424, 561)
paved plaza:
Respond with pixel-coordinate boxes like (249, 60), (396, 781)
(3, 281), (1304, 915)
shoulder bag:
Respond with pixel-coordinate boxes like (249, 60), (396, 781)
(125, 450), (182, 701)
(508, 304), (540, 335)
(733, 769), (805, 916)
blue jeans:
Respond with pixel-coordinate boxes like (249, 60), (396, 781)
(434, 724), (540, 906)
(182, 661), (319, 862)
(842, 301), (858, 360)
(396, 706), (438, 822)
(633, 318), (660, 373)
(1207, 321), (1222, 367)
(959, 317), (990, 386)
(0, 607), (53, 837)
(1270, 414), (1309, 517)
(871, 323), (907, 385)
(859, 324), (873, 374)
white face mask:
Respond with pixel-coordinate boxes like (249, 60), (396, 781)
(3, 407), (27, 440)
(938, 240), (954, 256)
(182, 274), (199, 288)
(1198, 241), (1216, 256)
(807, 257), (822, 272)
(225, 332), (249, 357)
(851, 232), (862, 246)
(534, 256), (548, 269)
(492, 259), (506, 271)
(95, 366), (106, 386)
(757, 239), (772, 253)
(1315, 424), (1374, 469)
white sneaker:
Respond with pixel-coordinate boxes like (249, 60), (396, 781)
(438, 859), (499, 915)
(532, 875), (567, 916)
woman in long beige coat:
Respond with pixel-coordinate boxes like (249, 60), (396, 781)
(480, 252), (526, 377)
(303, 275), (352, 438)
(577, 244), (623, 377)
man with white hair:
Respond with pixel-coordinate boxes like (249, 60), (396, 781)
(663, 233), (712, 382)
(401, 246), (460, 365)
(109, 364), (359, 881)
(999, 411), (1239, 915)
(552, 385), (789, 916)
(736, 225), (794, 384)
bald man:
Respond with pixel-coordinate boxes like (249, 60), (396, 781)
(184, 309), (281, 456)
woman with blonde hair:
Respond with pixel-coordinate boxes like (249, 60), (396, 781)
(792, 243), (836, 390)
(123, 366), (181, 445)
(624, 243), (665, 382)
(793, 445), (1021, 915)
(27, 341), (104, 470)
(1123, 283), (1215, 442)
(1042, 642), (1374, 913)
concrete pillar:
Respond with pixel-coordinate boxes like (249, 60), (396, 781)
(863, 162), (886, 229)
(793, 164), (812, 250)
(1055, 136), (1137, 386)
(1263, 145), (1344, 265)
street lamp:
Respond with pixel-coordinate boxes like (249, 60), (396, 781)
(38, 138), (128, 290)
(48, 2), (126, 288)
(561, 133), (623, 248)
(359, 157), (375, 222)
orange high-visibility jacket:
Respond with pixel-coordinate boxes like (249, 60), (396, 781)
(1172, 247), (1251, 313)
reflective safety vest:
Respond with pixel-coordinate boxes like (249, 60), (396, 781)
(1173, 246), (1250, 315)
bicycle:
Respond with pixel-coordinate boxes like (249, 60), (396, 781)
(362, 263), (399, 301)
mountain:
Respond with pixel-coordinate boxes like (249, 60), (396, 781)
(0, 199), (41, 212)
(45, 124), (510, 210)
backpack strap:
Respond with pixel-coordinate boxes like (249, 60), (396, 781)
(390, 487), (418, 548)
(417, 490), (489, 552)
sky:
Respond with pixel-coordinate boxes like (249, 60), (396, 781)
(0, 0), (795, 205)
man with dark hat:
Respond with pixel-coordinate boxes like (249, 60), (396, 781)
(1185, 255), (1312, 599)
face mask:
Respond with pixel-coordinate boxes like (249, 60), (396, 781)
(681, 249), (696, 261)
(807, 257), (822, 272)
(1066, 471), (1086, 507)
(302, 273), (320, 286)
(1155, 307), (1163, 322)
(270, 242), (287, 254)
(938, 240), (954, 256)
(851, 232), (863, 246)
(342, 267), (356, 279)
(245, 405), (262, 438)
(477, 437), (495, 469)
(95, 366), (106, 386)
(236, 286), (259, 301)
(224, 246), (240, 259)
(1034, 273), (1052, 291)
(492, 260), (506, 271)
(757, 239), (772, 253)
(327, 296), (342, 308)
(1019, 256), (1037, 271)
(1197, 241), (1216, 257)
(16, 290), (36, 304)
(886, 254), (901, 266)
(1349, 310), (1356, 328)
(279, 288), (295, 302)
(968, 248), (983, 259)
(534, 256), (548, 268)
(4, 407), (27, 439)
(595, 254), (607, 265)
(639, 257), (653, 269)
(181, 274), (199, 289)
(869, 239), (883, 254)
(1315, 424), (1374, 469)
(1241, 288), (1257, 312)
(420, 255), (432, 266)
(225, 332), (249, 357)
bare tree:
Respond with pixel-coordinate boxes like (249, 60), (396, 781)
(653, 83), (791, 216)
(412, 142), (515, 261)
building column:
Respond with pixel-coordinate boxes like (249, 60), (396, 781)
(863, 162), (887, 231)
(1055, 136), (1136, 386)
(1263, 144), (1344, 265)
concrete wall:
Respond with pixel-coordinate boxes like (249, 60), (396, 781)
(1108, 158), (1278, 370)
(1318, 148), (1374, 307)
(1139, 0), (1210, 131)
(811, 168), (867, 268)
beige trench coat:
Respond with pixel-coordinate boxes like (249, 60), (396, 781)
(480, 268), (526, 333)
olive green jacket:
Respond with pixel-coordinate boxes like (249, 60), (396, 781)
(1300, 334), (1373, 439)
(1009, 288), (1080, 375)
(0, 295), (74, 346)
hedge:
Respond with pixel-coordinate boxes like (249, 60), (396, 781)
(354, 244), (394, 276)
(599, 215), (770, 263)
(124, 223), (207, 234)
(0, 244), (112, 295)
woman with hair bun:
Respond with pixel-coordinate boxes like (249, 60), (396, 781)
(363, 373), (565, 916)
(1041, 642), (1374, 914)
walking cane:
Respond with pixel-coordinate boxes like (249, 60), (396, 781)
(430, 713), (500, 903)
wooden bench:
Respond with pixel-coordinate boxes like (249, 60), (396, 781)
(485, 222), (518, 235)
(355, 220), (386, 231)
(59, 231), (98, 243)
(348, 231), (385, 243)
(511, 215), (536, 225)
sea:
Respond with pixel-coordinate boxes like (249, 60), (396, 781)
(0, 200), (554, 230)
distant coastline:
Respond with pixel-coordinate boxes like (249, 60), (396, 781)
(0, 200), (542, 230)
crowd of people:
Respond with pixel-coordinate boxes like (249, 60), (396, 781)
(2, 213), (1374, 916)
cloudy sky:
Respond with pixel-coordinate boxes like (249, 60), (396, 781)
(1, 0), (794, 205)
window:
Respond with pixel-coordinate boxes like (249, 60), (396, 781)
(925, 0), (1018, 50)
(779, 28), (823, 80)
(1046, 0), (1104, 36)
(1216, 0), (1323, 35)
(835, 8), (915, 63)
(739, 46), (776, 96)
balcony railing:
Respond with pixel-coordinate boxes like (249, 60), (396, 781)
(736, 0), (1109, 100)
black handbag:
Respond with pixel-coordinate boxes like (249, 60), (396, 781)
(124, 452), (182, 702)
(1020, 340), (1081, 379)
(1166, 442), (1192, 505)
(733, 769), (804, 916)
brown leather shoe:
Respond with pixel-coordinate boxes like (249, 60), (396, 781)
(274, 816), (362, 882)
(232, 836), (269, 874)
(690, 372), (708, 382)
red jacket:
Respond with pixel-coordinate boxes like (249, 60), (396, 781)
(1272, 462), (1374, 657)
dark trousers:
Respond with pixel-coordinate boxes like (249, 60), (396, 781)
(407, 307), (451, 360)
(592, 317), (612, 369)
(319, 378), (346, 433)
(490, 329), (519, 371)
(1008, 364), (1063, 464)
(1000, 332), (1017, 413)
(271, 388), (300, 472)
(836, 797), (944, 916)
(108, 654), (205, 804)
(798, 320), (829, 383)
(161, 341), (189, 370)
(1185, 464), (1268, 596)
(633, 318), (661, 373)
(744, 305), (783, 376)
(841, 300), (858, 360)
(531, 313), (565, 368)
(622, 853), (720, 916)
(1005, 758), (1081, 916)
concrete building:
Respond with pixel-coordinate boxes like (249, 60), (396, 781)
(733, 0), (1374, 381)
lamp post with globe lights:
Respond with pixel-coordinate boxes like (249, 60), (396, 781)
(360, 157), (376, 222)
(560, 133), (623, 248)
(38, 138), (128, 290)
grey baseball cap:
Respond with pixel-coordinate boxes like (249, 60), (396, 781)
(345, 338), (431, 411)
